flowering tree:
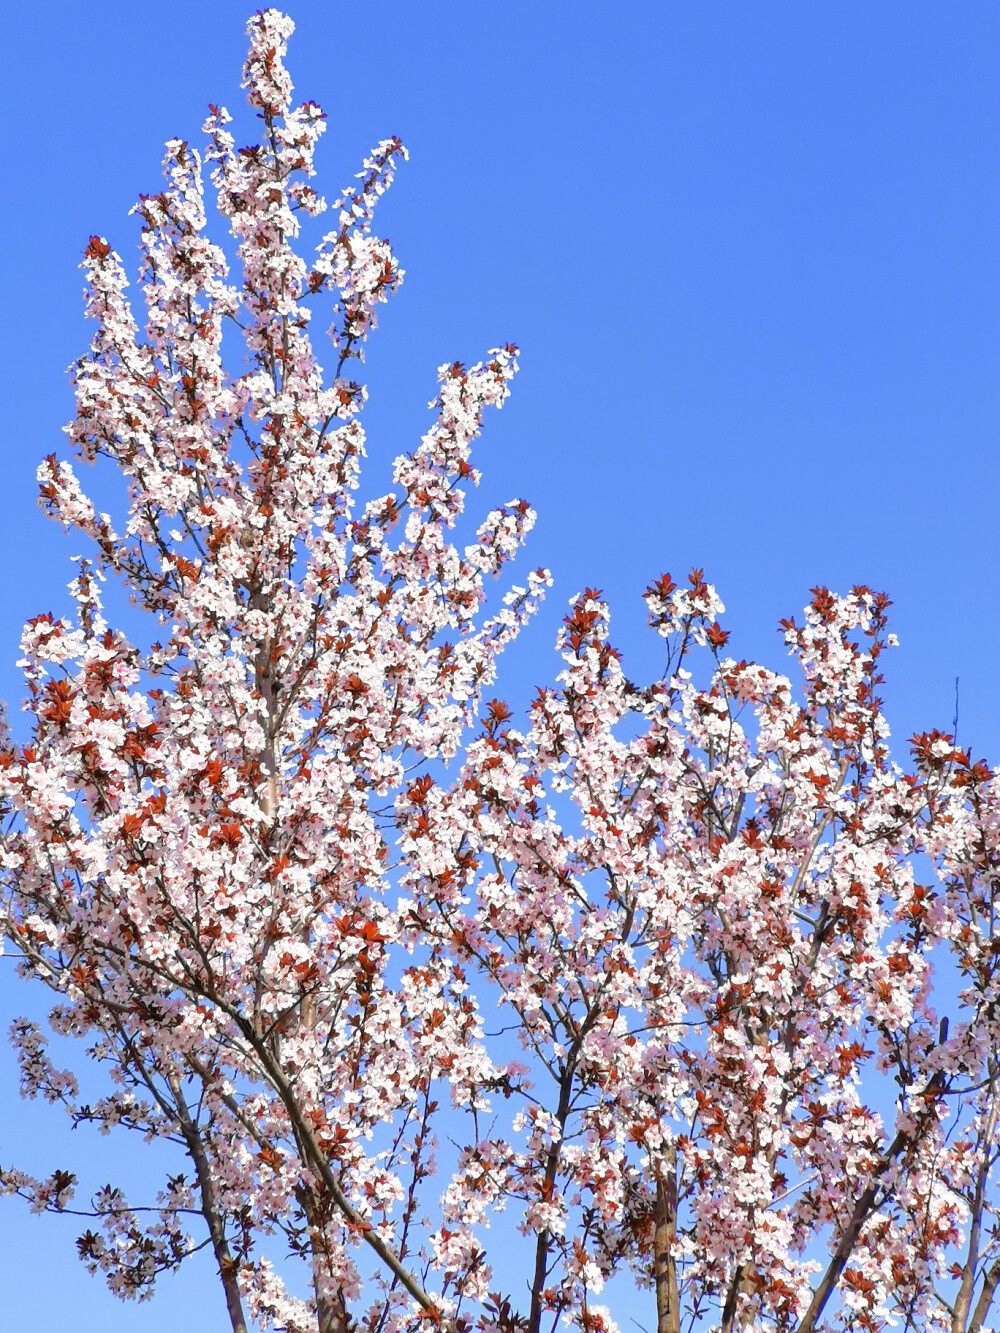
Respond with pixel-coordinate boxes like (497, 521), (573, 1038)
(1, 10), (999, 1333)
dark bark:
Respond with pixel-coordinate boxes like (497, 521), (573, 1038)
(968, 1256), (1000, 1333)
(953, 1087), (998, 1333)
(170, 1079), (250, 1333)
(528, 1074), (574, 1333)
(653, 1153), (681, 1333)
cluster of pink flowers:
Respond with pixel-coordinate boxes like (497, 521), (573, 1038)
(1, 11), (998, 1333)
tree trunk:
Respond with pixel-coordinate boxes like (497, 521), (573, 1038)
(170, 1081), (250, 1333)
(315, 1275), (350, 1333)
(654, 1149), (680, 1333)
(310, 1221), (350, 1333)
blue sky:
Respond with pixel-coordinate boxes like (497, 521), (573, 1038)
(2, 2), (999, 1328)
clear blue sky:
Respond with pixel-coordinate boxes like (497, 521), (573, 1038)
(2, 2), (999, 1327)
